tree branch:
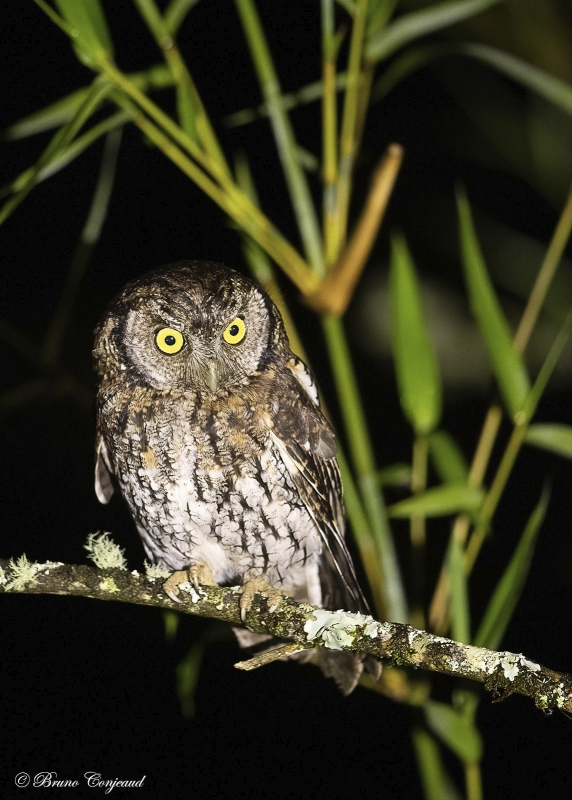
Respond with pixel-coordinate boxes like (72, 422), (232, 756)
(1, 557), (570, 712)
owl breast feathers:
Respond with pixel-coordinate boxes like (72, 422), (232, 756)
(93, 260), (378, 693)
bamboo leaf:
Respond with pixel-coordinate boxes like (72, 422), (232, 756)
(336, 0), (358, 15)
(371, 43), (447, 102)
(428, 430), (468, 484)
(525, 423), (572, 460)
(54, 0), (114, 63)
(378, 462), (412, 488)
(474, 484), (550, 650)
(390, 234), (442, 436)
(456, 190), (531, 418)
(4, 113), (129, 194)
(0, 79), (113, 226)
(365, 0), (503, 63)
(522, 311), (572, 422)
(162, 609), (180, 642)
(460, 43), (572, 117)
(176, 642), (205, 718)
(164, 0), (202, 34)
(425, 701), (483, 762)
(5, 65), (172, 140)
(4, 87), (90, 140)
(366, 0), (399, 41)
(388, 483), (484, 518)
(448, 538), (470, 644)
(410, 727), (450, 800)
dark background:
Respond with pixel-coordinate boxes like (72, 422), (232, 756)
(2, 2), (572, 798)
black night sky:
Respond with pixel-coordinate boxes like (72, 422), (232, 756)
(2, 2), (572, 798)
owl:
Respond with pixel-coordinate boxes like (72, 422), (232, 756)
(93, 260), (379, 693)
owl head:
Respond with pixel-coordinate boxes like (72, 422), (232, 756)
(93, 261), (289, 391)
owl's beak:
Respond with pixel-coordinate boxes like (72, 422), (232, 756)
(205, 362), (219, 392)
(188, 353), (221, 392)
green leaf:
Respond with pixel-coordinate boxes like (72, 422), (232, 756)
(336, 0), (358, 15)
(366, 0), (399, 40)
(460, 43), (572, 117)
(163, 610), (180, 642)
(164, 0), (202, 35)
(425, 701), (483, 762)
(428, 430), (468, 484)
(4, 87), (90, 140)
(390, 234), (442, 435)
(448, 538), (470, 644)
(410, 727), (449, 800)
(378, 462), (412, 488)
(474, 484), (550, 650)
(525, 423), (572, 460)
(54, 0), (114, 63)
(371, 43), (447, 102)
(365, 0), (503, 63)
(3, 112), (129, 194)
(0, 79), (113, 226)
(176, 642), (205, 718)
(388, 483), (484, 518)
(522, 310), (572, 422)
(456, 190), (531, 418)
(5, 65), (172, 141)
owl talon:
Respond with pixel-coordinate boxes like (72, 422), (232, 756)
(162, 565), (217, 603)
(239, 576), (286, 622)
(162, 570), (190, 603)
(188, 563), (217, 589)
(165, 588), (184, 604)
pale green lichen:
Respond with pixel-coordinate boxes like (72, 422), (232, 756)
(99, 577), (120, 593)
(304, 609), (375, 651)
(84, 532), (127, 570)
(178, 581), (202, 603)
(6, 554), (40, 591)
(144, 561), (171, 580)
(500, 653), (542, 682)
(0, 565), (6, 586)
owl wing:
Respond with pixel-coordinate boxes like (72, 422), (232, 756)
(269, 356), (369, 614)
(95, 434), (115, 504)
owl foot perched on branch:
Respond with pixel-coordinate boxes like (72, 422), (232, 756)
(162, 563), (217, 603)
(238, 576), (287, 622)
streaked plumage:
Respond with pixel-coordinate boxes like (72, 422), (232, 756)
(93, 260), (377, 693)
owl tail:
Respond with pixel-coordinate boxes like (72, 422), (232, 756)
(317, 651), (382, 696)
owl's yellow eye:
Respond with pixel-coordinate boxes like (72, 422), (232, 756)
(155, 327), (185, 355)
(223, 317), (246, 344)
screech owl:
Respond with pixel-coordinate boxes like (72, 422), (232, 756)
(93, 260), (378, 693)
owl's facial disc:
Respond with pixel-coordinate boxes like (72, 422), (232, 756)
(118, 273), (275, 392)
